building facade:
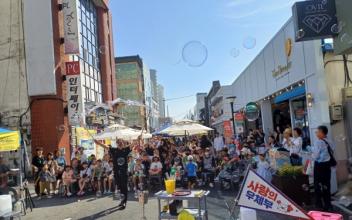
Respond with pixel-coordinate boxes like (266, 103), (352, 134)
(228, 17), (352, 184)
(204, 81), (221, 127)
(115, 56), (146, 129)
(210, 86), (233, 135)
(194, 93), (207, 122)
(0, 0), (116, 163)
(157, 84), (165, 119)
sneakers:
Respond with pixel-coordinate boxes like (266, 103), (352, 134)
(209, 183), (214, 188)
(67, 192), (72, 197)
(134, 191), (138, 199)
(96, 191), (102, 197)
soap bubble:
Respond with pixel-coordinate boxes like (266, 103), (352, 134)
(331, 21), (345, 34)
(336, 134), (347, 142)
(243, 37), (256, 49)
(182, 41), (208, 67)
(230, 48), (240, 58)
(296, 29), (305, 40)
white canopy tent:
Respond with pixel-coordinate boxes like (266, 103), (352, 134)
(159, 119), (213, 136)
(94, 124), (152, 141)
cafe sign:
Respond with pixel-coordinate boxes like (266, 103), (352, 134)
(272, 38), (293, 79)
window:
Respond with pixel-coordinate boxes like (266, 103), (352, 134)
(77, 0), (102, 103)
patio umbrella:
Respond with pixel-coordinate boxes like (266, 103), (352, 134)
(94, 125), (152, 140)
(0, 128), (20, 152)
(159, 120), (213, 136)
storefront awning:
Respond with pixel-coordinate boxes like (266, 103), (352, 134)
(274, 86), (306, 104)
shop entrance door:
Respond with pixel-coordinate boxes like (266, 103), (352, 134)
(290, 96), (310, 143)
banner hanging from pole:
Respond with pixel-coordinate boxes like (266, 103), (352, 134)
(237, 169), (312, 219)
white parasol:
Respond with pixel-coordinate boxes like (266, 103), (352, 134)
(159, 119), (213, 136)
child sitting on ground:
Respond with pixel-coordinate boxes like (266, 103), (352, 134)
(103, 160), (114, 194)
(37, 164), (53, 199)
(92, 159), (103, 196)
(78, 162), (91, 196)
(62, 165), (76, 196)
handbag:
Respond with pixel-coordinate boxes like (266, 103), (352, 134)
(322, 139), (337, 167)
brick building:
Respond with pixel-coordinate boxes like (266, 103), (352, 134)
(22, 0), (116, 162)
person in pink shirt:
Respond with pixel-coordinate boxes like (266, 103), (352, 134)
(62, 165), (76, 196)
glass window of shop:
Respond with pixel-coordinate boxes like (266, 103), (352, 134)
(77, 0), (102, 103)
(290, 96), (310, 141)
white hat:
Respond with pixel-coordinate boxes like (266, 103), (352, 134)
(187, 155), (194, 161)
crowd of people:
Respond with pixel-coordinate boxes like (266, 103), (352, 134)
(29, 124), (334, 211)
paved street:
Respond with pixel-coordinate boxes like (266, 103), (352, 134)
(23, 189), (233, 220)
(21, 187), (296, 220)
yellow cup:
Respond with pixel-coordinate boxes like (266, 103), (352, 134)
(165, 179), (176, 194)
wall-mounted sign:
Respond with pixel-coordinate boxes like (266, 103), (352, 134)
(62, 0), (80, 54)
(245, 102), (260, 122)
(66, 61), (84, 126)
(272, 62), (292, 79)
(272, 38), (293, 79)
(223, 121), (233, 138)
(235, 112), (245, 134)
(292, 0), (338, 42)
(334, 0), (352, 55)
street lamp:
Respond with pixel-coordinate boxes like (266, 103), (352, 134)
(226, 96), (237, 137)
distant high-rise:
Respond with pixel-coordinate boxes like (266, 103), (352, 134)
(158, 84), (165, 118)
(115, 55), (146, 129)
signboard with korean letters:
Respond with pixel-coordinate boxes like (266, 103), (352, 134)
(66, 61), (84, 126)
(62, 0), (80, 54)
(237, 169), (312, 219)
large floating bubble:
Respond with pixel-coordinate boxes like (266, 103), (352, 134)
(230, 48), (240, 58)
(243, 37), (256, 49)
(182, 41), (208, 67)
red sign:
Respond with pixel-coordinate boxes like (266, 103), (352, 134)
(223, 121), (233, 138)
(65, 61), (80, 75)
(235, 112), (245, 121)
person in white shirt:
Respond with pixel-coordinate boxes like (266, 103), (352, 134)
(149, 156), (163, 176)
(213, 133), (225, 153)
(291, 127), (303, 156)
(282, 128), (293, 150)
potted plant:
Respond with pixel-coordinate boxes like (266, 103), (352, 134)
(272, 165), (311, 206)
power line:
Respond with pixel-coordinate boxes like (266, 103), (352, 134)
(163, 94), (194, 102)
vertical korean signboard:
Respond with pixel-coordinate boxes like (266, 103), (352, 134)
(66, 61), (83, 126)
(62, 0), (80, 54)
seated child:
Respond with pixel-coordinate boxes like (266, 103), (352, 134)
(92, 159), (103, 196)
(78, 162), (91, 196)
(149, 156), (162, 176)
(103, 160), (114, 194)
(37, 164), (53, 199)
(62, 165), (76, 196)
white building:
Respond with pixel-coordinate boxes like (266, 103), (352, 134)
(229, 17), (352, 184)
(194, 93), (207, 121)
(210, 86), (233, 135)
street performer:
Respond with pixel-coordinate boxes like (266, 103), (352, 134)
(95, 138), (136, 210)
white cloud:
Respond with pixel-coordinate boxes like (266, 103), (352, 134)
(227, 0), (256, 7)
(222, 0), (297, 20)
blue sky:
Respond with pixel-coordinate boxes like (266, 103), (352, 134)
(109, 0), (297, 119)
